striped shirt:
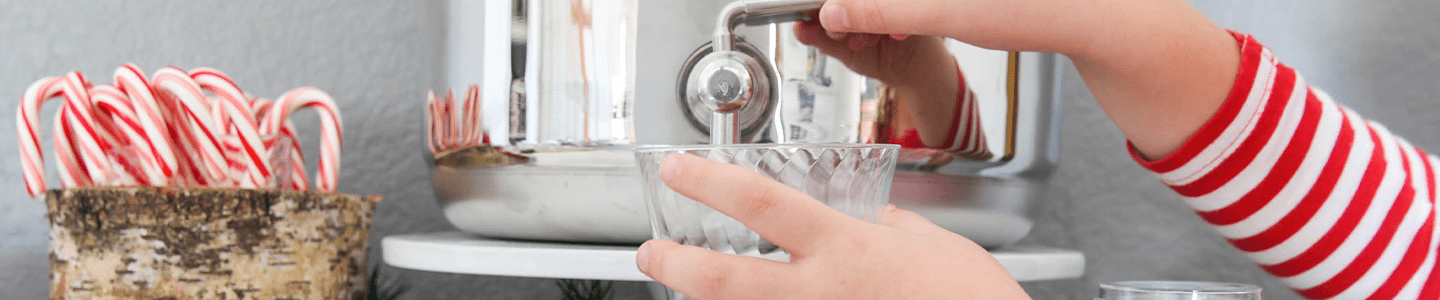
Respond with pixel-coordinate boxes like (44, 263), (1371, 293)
(1130, 31), (1440, 299)
(877, 61), (991, 160)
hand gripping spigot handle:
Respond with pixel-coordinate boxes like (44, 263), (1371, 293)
(713, 0), (825, 51)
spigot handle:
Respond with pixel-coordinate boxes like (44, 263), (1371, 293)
(713, 0), (825, 51)
(737, 0), (826, 26)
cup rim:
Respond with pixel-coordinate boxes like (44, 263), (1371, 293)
(633, 143), (900, 153)
(1099, 281), (1261, 294)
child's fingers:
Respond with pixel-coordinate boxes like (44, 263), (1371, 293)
(637, 239), (800, 299)
(794, 21), (881, 77)
(846, 33), (882, 52)
(658, 154), (861, 257)
(794, 21), (858, 59)
(820, 0), (957, 36)
(795, 21), (849, 49)
(799, 19), (882, 52)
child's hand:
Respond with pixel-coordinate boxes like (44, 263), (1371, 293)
(792, 20), (955, 92)
(636, 154), (1031, 299)
(812, 0), (1109, 56)
(793, 20), (963, 148)
(815, 0), (1240, 159)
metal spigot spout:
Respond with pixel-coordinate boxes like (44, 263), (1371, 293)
(696, 0), (822, 144)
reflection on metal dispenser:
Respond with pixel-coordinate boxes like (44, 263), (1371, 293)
(433, 0), (1065, 248)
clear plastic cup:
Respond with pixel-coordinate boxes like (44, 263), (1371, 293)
(635, 143), (900, 258)
(635, 143), (899, 300)
(1097, 281), (1262, 300)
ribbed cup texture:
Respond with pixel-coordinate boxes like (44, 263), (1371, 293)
(635, 144), (899, 258)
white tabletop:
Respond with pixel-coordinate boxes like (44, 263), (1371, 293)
(385, 231), (1085, 282)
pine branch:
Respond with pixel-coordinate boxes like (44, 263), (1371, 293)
(557, 279), (614, 300)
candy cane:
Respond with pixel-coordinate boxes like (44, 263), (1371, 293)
(19, 65), (349, 193)
(54, 105), (92, 189)
(435, 90), (449, 151)
(262, 88), (342, 192)
(275, 126), (308, 191)
(115, 64), (178, 183)
(253, 98), (308, 191)
(276, 125), (308, 191)
(151, 67), (229, 185)
(443, 89), (460, 150)
(191, 68), (270, 188)
(462, 85), (481, 147)
(86, 86), (139, 186)
(55, 72), (119, 186)
(426, 86), (488, 154)
(90, 84), (162, 186)
(219, 136), (250, 187)
(426, 90), (440, 154)
(17, 77), (66, 197)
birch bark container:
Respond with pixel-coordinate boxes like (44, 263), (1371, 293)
(46, 187), (380, 300)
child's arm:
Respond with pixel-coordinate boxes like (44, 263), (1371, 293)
(820, 0), (1440, 298)
(815, 0), (1238, 159)
(793, 21), (991, 159)
(1131, 32), (1439, 299)
(636, 0), (1440, 299)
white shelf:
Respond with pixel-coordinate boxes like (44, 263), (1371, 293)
(384, 231), (1085, 282)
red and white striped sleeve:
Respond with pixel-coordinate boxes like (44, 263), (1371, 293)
(878, 62), (992, 160)
(1130, 31), (1440, 299)
(938, 63), (990, 159)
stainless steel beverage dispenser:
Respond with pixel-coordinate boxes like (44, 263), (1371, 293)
(434, 0), (1063, 248)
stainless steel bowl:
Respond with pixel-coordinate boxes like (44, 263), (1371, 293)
(433, 164), (649, 243)
(435, 0), (1063, 247)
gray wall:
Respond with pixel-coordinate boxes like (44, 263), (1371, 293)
(1020, 2), (1440, 299)
(2, 0), (1437, 299)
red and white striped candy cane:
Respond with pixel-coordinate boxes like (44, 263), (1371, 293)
(261, 88), (342, 192)
(445, 90), (462, 150)
(90, 84), (164, 186)
(17, 77), (66, 197)
(219, 136), (248, 186)
(55, 72), (120, 186)
(426, 87), (489, 154)
(87, 87), (140, 186)
(254, 98), (309, 191)
(462, 85), (481, 148)
(191, 68), (270, 188)
(115, 64), (178, 183)
(272, 125), (308, 191)
(435, 90), (452, 151)
(426, 90), (440, 154)
(151, 67), (230, 186)
(54, 105), (92, 189)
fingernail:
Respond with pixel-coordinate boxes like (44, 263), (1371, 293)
(826, 30), (848, 41)
(891, 34), (910, 40)
(821, 4), (850, 32)
(636, 241), (652, 273)
(660, 157), (681, 182)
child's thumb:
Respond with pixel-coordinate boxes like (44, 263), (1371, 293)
(818, 0), (942, 36)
